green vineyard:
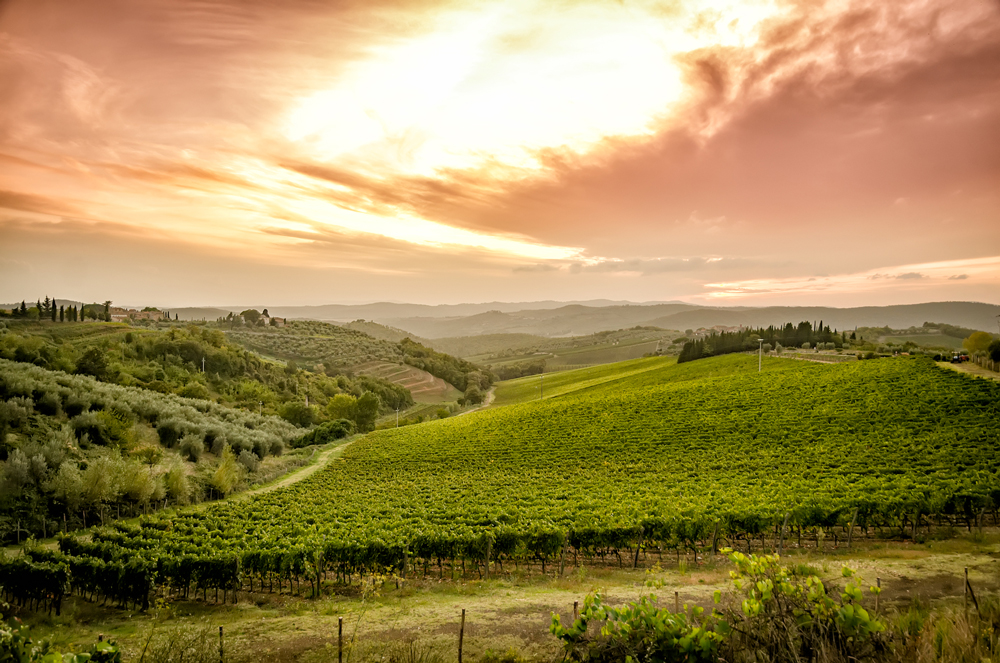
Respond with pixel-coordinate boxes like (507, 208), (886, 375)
(6, 355), (1000, 611)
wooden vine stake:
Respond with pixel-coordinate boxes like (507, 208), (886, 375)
(219, 626), (224, 663)
(458, 609), (466, 663)
(573, 601), (579, 621)
(559, 535), (567, 577)
(875, 578), (880, 613)
(965, 568), (980, 618)
(777, 512), (790, 555)
(711, 521), (720, 556)
(847, 508), (858, 548)
(674, 591), (680, 614)
(339, 617), (343, 663)
(633, 527), (644, 569)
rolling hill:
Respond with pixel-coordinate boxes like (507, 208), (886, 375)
(39, 353), (1000, 610)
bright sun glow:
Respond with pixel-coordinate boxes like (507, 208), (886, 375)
(286, 0), (782, 178)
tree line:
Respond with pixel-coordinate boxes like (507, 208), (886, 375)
(678, 321), (848, 363)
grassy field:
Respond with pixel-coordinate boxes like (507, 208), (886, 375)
(880, 333), (966, 350)
(491, 355), (673, 406)
(28, 533), (1000, 661)
(461, 329), (682, 372)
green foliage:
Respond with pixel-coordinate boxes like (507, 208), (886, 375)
(720, 552), (885, 661)
(963, 331), (994, 354)
(355, 392), (380, 432)
(0, 611), (121, 661)
(400, 338), (492, 391)
(0, 322), (410, 419)
(551, 591), (722, 663)
(990, 339), (1000, 362)
(290, 419), (355, 448)
(550, 553), (885, 663)
(0, 358), (301, 542)
(74, 348), (108, 380)
(678, 321), (842, 364)
(279, 401), (316, 428)
(36, 354), (1000, 608)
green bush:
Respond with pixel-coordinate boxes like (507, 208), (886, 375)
(290, 419), (355, 448)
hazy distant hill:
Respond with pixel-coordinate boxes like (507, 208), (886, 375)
(385, 301), (999, 339)
(171, 307), (234, 321)
(341, 320), (429, 344)
(247, 299), (678, 321)
(385, 303), (697, 338)
(646, 302), (1000, 334)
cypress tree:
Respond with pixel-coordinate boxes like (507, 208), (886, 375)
(59, 305), (65, 322)
(51, 301), (57, 321)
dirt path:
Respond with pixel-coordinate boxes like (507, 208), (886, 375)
(239, 437), (358, 498)
(937, 361), (1000, 382)
(454, 387), (495, 417)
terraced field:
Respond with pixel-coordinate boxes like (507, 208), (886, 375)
(354, 361), (462, 403)
(16, 354), (1000, 611)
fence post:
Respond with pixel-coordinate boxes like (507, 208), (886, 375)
(219, 626), (223, 663)
(458, 609), (466, 663)
(339, 617), (343, 663)
(966, 568), (980, 617)
(573, 601), (578, 621)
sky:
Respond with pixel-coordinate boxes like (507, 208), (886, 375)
(0, 0), (998, 308)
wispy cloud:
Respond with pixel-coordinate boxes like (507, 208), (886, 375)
(704, 257), (1000, 298)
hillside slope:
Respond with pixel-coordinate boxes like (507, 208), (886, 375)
(48, 353), (1000, 602)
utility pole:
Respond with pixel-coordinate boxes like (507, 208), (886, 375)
(258, 401), (262, 416)
(758, 338), (764, 372)
(202, 357), (205, 372)
(540, 369), (543, 399)
(396, 407), (400, 427)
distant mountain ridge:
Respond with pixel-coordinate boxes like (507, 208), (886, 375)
(21, 299), (997, 339)
(379, 301), (1000, 338)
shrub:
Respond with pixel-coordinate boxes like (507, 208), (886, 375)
(237, 449), (260, 473)
(157, 418), (186, 447)
(290, 419), (355, 448)
(178, 433), (204, 462)
(279, 401), (316, 428)
(35, 390), (62, 416)
(178, 381), (210, 400)
(75, 347), (108, 380)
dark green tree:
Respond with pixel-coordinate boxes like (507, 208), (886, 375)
(355, 392), (381, 432)
(19, 301), (26, 316)
(51, 300), (57, 322)
(75, 347), (109, 380)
